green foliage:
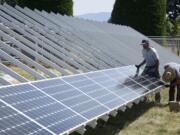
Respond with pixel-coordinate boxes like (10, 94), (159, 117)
(166, 16), (180, 36)
(1, 0), (73, 16)
(16, 0), (73, 15)
(0, 0), (73, 16)
(57, 0), (73, 15)
(173, 17), (180, 36)
(0, 0), (17, 5)
(166, 17), (174, 36)
(167, 0), (180, 21)
(111, 0), (167, 36)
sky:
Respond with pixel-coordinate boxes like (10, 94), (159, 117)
(73, 0), (116, 16)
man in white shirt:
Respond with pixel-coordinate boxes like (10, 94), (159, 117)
(136, 39), (160, 102)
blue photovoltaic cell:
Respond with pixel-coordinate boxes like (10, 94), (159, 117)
(48, 115), (85, 134)
(0, 84), (86, 135)
(0, 84), (35, 97)
(85, 69), (139, 106)
(34, 77), (109, 119)
(76, 84), (102, 93)
(63, 75), (126, 109)
(0, 65), (164, 135)
(62, 75), (87, 82)
(32, 78), (66, 89)
(0, 101), (53, 135)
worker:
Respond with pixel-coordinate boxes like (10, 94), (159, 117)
(162, 62), (180, 102)
(135, 39), (161, 102)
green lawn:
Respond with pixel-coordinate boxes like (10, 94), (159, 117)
(71, 89), (180, 135)
(10, 66), (60, 80)
(10, 66), (35, 80)
(0, 71), (3, 76)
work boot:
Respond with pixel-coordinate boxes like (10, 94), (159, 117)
(169, 101), (180, 112)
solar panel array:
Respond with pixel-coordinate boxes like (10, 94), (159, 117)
(0, 3), (180, 85)
(0, 65), (164, 135)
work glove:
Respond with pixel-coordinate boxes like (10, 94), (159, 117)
(164, 84), (170, 88)
(135, 65), (140, 69)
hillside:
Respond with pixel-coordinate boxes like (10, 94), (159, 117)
(77, 12), (110, 22)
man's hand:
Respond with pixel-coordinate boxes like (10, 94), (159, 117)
(135, 65), (140, 69)
(164, 84), (170, 88)
(135, 60), (146, 69)
(171, 80), (180, 86)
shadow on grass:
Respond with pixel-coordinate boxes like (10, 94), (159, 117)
(70, 101), (156, 135)
(153, 103), (169, 108)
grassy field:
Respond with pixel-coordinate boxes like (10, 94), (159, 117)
(10, 66), (35, 80)
(9, 66), (59, 80)
(72, 89), (180, 135)
(0, 71), (3, 76)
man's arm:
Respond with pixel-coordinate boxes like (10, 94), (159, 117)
(136, 60), (146, 68)
(172, 80), (180, 86)
(164, 79), (180, 88)
(154, 59), (160, 68)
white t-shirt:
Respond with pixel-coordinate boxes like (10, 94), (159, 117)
(142, 47), (159, 67)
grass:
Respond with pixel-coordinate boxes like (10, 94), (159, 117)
(0, 71), (3, 76)
(71, 89), (180, 135)
(9, 65), (61, 80)
(10, 66), (35, 81)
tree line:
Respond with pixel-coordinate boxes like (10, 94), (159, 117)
(1, 0), (179, 36)
(0, 0), (73, 16)
(110, 0), (180, 36)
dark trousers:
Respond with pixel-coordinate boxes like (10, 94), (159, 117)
(141, 66), (160, 78)
(169, 84), (180, 102)
(142, 66), (161, 102)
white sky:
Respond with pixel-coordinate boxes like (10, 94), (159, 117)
(73, 0), (116, 16)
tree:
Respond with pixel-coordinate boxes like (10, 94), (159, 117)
(17, 0), (73, 15)
(0, 0), (16, 5)
(166, 17), (174, 36)
(1, 0), (73, 16)
(167, 0), (180, 21)
(172, 17), (180, 36)
(110, 0), (167, 36)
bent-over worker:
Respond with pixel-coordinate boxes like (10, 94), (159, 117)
(162, 62), (180, 102)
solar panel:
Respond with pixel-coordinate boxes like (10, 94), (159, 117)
(0, 4), (180, 85)
(0, 83), (86, 134)
(0, 65), (164, 135)
(0, 100), (53, 135)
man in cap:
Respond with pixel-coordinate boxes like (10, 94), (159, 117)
(162, 62), (180, 102)
(135, 39), (160, 102)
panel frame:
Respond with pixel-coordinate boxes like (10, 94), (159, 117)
(11, 6), (111, 69)
(0, 5), (102, 71)
(0, 48), (45, 80)
(0, 99), (56, 135)
(0, 13), (69, 75)
(0, 65), (164, 135)
(0, 62), (28, 83)
(0, 39), (57, 78)
(0, 77), (11, 85)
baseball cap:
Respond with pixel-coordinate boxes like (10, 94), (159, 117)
(162, 68), (176, 82)
(140, 39), (149, 45)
